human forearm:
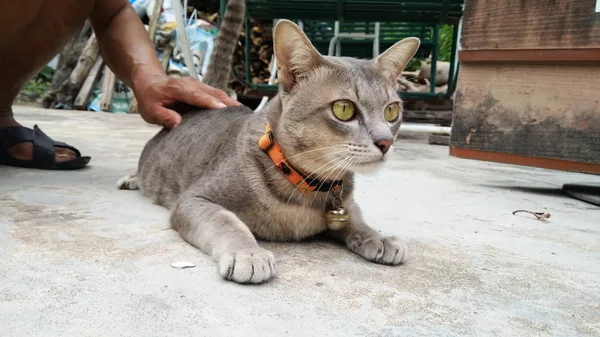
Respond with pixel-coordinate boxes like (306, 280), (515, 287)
(89, 0), (165, 93)
(87, 0), (239, 129)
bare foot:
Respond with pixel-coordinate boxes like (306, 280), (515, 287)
(5, 141), (76, 163)
(0, 118), (77, 163)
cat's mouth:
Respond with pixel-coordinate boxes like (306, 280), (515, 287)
(284, 143), (390, 180)
(345, 145), (393, 174)
(345, 143), (391, 166)
(350, 158), (387, 174)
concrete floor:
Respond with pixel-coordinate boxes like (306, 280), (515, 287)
(1, 106), (599, 337)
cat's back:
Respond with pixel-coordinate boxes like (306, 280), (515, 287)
(173, 105), (255, 149)
(137, 105), (257, 206)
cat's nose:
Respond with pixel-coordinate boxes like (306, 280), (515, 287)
(374, 139), (393, 155)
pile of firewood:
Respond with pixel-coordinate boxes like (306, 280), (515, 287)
(41, 22), (97, 110)
(229, 19), (275, 96)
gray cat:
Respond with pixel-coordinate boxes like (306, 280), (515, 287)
(118, 3), (420, 284)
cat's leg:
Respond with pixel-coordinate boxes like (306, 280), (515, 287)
(117, 173), (139, 190)
(328, 202), (407, 265)
(171, 195), (276, 284)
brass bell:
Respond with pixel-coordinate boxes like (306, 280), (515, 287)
(325, 206), (349, 230)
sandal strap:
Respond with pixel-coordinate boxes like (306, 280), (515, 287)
(32, 125), (57, 167)
(0, 125), (56, 167)
(0, 125), (34, 152)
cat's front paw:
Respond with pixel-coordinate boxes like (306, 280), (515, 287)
(218, 247), (276, 284)
(348, 235), (407, 265)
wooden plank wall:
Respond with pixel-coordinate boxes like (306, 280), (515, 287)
(450, 0), (600, 173)
(451, 62), (600, 165)
(461, 0), (600, 50)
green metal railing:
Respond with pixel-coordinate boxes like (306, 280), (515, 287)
(243, 0), (464, 24)
(302, 21), (435, 60)
(219, 0), (464, 99)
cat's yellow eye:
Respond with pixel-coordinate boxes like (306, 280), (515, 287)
(384, 102), (400, 122)
(332, 100), (355, 121)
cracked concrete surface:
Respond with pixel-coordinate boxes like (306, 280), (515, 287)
(1, 106), (599, 337)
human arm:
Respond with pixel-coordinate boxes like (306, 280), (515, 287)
(88, 0), (239, 128)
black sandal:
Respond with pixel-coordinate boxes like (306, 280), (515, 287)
(0, 125), (90, 170)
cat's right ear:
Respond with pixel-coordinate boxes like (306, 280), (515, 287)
(273, 20), (323, 91)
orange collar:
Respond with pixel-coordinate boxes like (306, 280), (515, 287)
(258, 123), (343, 193)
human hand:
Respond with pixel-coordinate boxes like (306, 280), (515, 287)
(134, 76), (240, 129)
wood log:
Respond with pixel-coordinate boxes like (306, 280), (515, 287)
(399, 77), (449, 94)
(45, 33), (100, 108)
(69, 34), (100, 88)
(434, 84), (449, 94)
(128, 98), (139, 114)
(418, 58), (450, 86)
(42, 22), (92, 108)
(51, 21), (92, 90)
(74, 57), (104, 110)
(100, 66), (116, 112)
(161, 44), (174, 70)
(428, 134), (450, 146)
(403, 109), (453, 124)
(401, 70), (420, 78)
(398, 77), (429, 93)
(147, 0), (164, 42)
(61, 33), (99, 92)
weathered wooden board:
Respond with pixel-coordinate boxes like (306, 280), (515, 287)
(450, 62), (600, 168)
(461, 0), (600, 50)
(403, 109), (453, 125)
(74, 57), (104, 110)
(100, 66), (116, 112)
(428, 134), (450, 146)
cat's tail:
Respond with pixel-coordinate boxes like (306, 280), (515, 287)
(202, 0), (246, 91)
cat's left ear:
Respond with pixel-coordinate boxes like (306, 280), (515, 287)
(373, 37), (420, 83)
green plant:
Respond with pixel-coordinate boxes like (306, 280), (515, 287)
(21, 65), (54, 99)
(404, 58), (421, 72)
(37, 65), (54, 82)
(406, 24), (454, 71)
(437, 25), (454, 62)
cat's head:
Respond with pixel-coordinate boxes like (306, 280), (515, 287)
(269, 20), (419, 177)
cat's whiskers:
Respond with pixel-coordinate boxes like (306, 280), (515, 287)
(307, 156), (352, 211)
(285, 152), (347, 204)
(394, 146), (413, 153)
(287, 155), (350, 228)
(394, 153), (410, 160)
(321, 157), (356, 213)
(298, 150), (349, 176)
(392, 146), (415, 158)
(259, 146), (345, 177)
